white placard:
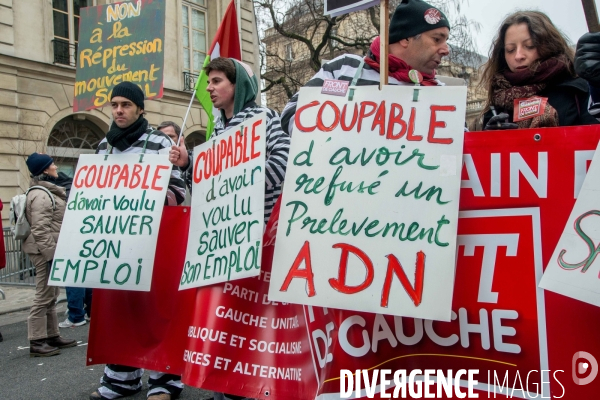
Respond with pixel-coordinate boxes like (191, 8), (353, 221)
(49, 154), (171, 291)
(540, 141), (600, 306)
(179, 113), (267, 289)
(268, 85), (467, 321)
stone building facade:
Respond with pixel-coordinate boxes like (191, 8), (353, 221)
(0, 0), (261, 223)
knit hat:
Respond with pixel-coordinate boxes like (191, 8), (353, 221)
(230, 59), (259, 117)
(389, 0), (450, 44)
(26, 153), (54, 176)
(111, 81), (145, 110)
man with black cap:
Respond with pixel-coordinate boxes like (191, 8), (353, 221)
(91, 81), (186, 400)
(96, 81), (186, 205)
(280, 0), (451, 135)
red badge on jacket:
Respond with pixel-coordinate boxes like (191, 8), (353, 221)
(514, 96), (548, 122)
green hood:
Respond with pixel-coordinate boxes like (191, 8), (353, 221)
(221, 59), (259, 121)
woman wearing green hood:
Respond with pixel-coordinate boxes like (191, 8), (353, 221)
(170, 57), (290, 225)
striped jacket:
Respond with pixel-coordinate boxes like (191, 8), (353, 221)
(185, 102), (290, 224)
(280, 54), (442, 135)
(96, 127), (186, 206)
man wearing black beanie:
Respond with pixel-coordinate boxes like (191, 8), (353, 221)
(281, 0), (451, 135)
(91, 81), (186, 400)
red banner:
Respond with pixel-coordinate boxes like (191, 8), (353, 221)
(311, 126), (600, 399)
(87, 206), (195, 374)
(89, 126), (600, 399)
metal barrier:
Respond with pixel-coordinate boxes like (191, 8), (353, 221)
(1, 228), (36, 286)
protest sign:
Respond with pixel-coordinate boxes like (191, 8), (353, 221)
(49, 154), (171, 291)
(269, 86), (467, 321)
(74, 0), (165, 111)
(179, 113), (267, 289)
(540, 140), (600, 307)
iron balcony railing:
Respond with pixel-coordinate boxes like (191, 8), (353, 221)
(52, 39), (78, 67)
(183, 71), (199, 92)
(1, 228), (36, 286)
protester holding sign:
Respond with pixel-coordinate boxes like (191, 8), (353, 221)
(480, 11), (598, 130)
(21, 153), (77, 357)
(169, 58), (290, 225)
(169, 57), (290, 400)
(91, 82), (185, 400)
(280, 0), (451, 135)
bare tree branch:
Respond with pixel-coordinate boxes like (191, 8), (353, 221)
(256, 0), (484, 112)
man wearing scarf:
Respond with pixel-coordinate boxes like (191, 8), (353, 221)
(169, 57), (290, 225)
(91, 81), (186, 400)
(95, 81), (186, 206)
(280, 0), (451, 135)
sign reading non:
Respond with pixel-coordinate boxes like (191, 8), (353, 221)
(49, 154), (171, 291)
(179, 113), (267, 290)
(268, 85), (467, 321)
(74, 0), (165, 111)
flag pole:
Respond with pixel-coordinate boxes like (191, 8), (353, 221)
(177, 88), (197, 146)
(380, 0), (389, 87)
(582, 0), (600, 32)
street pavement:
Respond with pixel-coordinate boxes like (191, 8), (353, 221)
(0, 285), (212, 400)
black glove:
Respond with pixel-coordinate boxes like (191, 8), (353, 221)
(484, 113), (519, 131)
(575, 32), (600, 86)
(47, 259), (53, 276)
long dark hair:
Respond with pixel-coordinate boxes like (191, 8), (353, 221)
(479, 11), (575, 113)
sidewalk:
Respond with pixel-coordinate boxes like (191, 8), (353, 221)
(0, 284), (66, 315)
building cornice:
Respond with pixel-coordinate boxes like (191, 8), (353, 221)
(0, 53), (200, 101)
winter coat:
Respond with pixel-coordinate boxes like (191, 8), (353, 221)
(21, 179), (67, 261)
(483, 76), (599, 127)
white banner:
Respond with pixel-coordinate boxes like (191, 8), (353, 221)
(179, 112), (267, 290)
(49, 153), (171, 291)
(268, 85), (467, 321)
(540, 140), (600, 307)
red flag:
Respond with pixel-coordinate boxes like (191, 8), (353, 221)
(196, 0), (241, 138)
(208, 0), (241, 59)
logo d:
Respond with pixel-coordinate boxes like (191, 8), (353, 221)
(572, 351), (598, 385)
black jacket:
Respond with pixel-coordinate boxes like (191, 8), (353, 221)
(483, 76), (598, 127)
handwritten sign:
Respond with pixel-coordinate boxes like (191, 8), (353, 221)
(49, 154), (171, 291)
(179, 113), (267, 290)
(268, 85), (467, 321)
(540, 140), (600, 307)
(74, 0), (165, 111)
